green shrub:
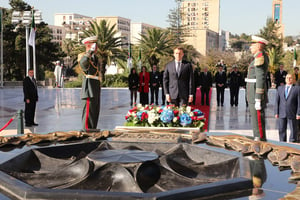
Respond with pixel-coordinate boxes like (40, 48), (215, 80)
(102, 74), (128, 87)
(64, 74), (128, 88)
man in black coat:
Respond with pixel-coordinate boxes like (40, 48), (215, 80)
(150, 65), (160, 105)
(274, 64), (287, 88)
(275, 74), (300, 142)
(23, 69), (38, 127)
(215, 65), (227, 106)
(200, 67), (212, 106)
(163, 47), (194, 107)
(228, 65), (242, 107)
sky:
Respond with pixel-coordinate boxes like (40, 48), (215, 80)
(1, 0), (300, 36)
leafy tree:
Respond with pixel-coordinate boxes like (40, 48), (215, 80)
(3, 0), (64, 80)
(81, 20), (123, 81)
(62, 38), (81, 76)
(284, 36), (294, 47)
(138, 28), (174, 67)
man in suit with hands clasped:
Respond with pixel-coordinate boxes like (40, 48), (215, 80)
(163, 47), (194, 107)
(275, 74), (300, 142)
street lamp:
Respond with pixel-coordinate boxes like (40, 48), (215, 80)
(11, 9), (42, 77)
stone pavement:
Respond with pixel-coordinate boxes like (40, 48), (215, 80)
(0, 87), (284, 142)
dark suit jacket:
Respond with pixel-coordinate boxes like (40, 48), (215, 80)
(215, 71), (227, 88)
(275, 70), (287, 87)
(23, 76), (38, 102)
(275, 85), (300, 119)
(163, 60), (194, 101)
(200, 71), (212, 89)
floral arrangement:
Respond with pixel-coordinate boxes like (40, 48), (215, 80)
(125, 104), (206, 131)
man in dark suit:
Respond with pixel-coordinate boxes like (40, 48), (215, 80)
(79, 35), (101, 132)
(149, 65), (160, 105)
(228, 65), (242, 107)
(23, 69), (38, 127)
(274, 64), (287, 88)
(215, 64), (227, 106)
(200, 66), (212, 106)
(275, 74), (300, 142)
(163, 47), (194, 107)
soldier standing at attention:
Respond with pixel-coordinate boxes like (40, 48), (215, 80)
(79, 36), (101, 132)
(246, 36), (269, 141)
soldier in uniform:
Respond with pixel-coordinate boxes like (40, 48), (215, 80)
(246, 35), (269, 141)
(79, 36), (101, 132)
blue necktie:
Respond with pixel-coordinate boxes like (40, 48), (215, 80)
(285, 86), (290, 98)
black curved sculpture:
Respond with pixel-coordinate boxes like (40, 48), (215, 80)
(0, 141), (252, 199)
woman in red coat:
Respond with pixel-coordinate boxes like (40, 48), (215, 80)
(138, 66), (150, 106)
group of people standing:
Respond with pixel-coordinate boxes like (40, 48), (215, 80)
(128, 65), (165, 107)
(128, 47), (211, 108)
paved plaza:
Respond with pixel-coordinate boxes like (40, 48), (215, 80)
(0, 87), (282, 141)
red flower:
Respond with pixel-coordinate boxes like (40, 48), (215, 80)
(141, 112), (148, 120)
(173, 110), (179, 116)
(158, 109), (163, 114)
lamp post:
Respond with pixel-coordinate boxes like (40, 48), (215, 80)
(11, 9), (42, 78)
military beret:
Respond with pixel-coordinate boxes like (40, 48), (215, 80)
(251, 35), (268, 45)
(82, 36), (98, 44)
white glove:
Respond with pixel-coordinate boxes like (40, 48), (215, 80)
(255, 100), (261, 110)
(90, 43), (97, 52)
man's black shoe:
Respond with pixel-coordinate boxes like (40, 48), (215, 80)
(32, 123), (39, 126)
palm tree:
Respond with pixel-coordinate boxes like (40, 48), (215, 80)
(82, 20), (123, 81)
(139, 28), (175, 67)
(62, 38), (80, 76)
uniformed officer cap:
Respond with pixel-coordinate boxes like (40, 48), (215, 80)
(251, 35), (268, 45)
(82, 36), (98, 44)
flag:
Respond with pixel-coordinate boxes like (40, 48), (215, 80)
(28, 10), (36, 47)
(294, 48), (297, 67)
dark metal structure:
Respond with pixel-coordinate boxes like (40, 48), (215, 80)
(0, 141), (252, 200)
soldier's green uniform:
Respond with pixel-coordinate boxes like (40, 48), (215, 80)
(79, 36), (101, 132)
(246, 49), (269, 141)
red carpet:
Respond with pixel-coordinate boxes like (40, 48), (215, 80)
(194, 88), (211, 132)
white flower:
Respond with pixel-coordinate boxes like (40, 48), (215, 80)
(173, 117), (178, 123)
(148, 112), (158, 124)
(186, 106), (191, 113)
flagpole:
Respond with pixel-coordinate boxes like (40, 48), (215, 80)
(0, 8), (3, 87)
(25, 25), (30, 76)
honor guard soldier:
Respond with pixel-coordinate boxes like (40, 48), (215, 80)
(246, 35), (269, 141)
(79, 36), (101, 132)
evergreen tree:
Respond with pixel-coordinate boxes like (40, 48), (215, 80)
(259, 18), (284, 73)
(167, 0), (189, 44)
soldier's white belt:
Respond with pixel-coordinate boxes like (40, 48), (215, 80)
(245, 78), (256, 83)
(85, 75), (100, 81)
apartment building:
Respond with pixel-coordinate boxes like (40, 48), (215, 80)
(181, 0), (220, 55)
(95, 16), (131, 47)
(54, 13), (92, 41)
(48, 25), (66, 46)
(131, 22), (158, 45)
